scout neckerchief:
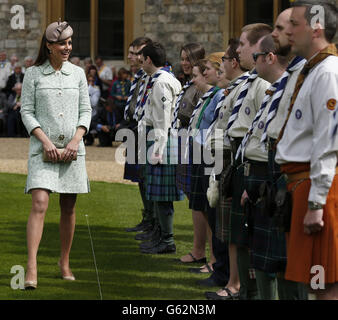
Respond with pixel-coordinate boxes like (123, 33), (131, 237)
(137, 66), (174, 122)
(225, 69), (258, 135)
(183, 86), (217, 160)
(276, 44), (338, 147)
(124, 68), (146, 121)
(206, 73), (250, 139)
(235, 83), (279, 162)
(260, 56), (306, 146)
(171, 80), (193, 129)
(97, 64), (106, 77)
(187, 86), (216, 135)
(195, 87), (222, 131)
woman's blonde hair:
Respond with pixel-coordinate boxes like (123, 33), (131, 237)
(205, 52), (224, 71)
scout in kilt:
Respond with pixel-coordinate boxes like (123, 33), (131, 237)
(122, 37), (155, 234)
(275, 0), (338, 300)
(261, 9), (309, 300)
(187, 53), (230, 287)
(237, 33), (303, 300)
(226, 23), (272, 300)
(170, 43), (208, 264)
(205, 39), (250, 300)
(137, 42), (184, 254)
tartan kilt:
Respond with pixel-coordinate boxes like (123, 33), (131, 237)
(244, 173), (287, 273)
(145, 131), (184, 202)
(189, 163), (208, 211)
(176, 164), (191, 196)
(215, 151), (233, 243)
(229, 165), (249, 246)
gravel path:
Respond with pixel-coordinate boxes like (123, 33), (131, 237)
(0, 138), (136, 185)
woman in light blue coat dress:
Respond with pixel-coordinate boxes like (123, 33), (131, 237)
(20, 21), (91, 289)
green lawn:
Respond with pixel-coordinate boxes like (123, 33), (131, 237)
(0, 173), (215, 300)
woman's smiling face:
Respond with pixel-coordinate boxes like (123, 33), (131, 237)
(180, 50), (193, 76)
(203, 61), (219, 86)
(48, 37), (73, 63)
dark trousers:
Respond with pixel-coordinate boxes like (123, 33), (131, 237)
(97, 130), (115, 146)
(155, 201), (174, 244)
(7, 110), (27, 137)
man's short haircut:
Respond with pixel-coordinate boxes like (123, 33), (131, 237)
(259, 34), (289, 67)
(140, 42), (167, 67)
(227, 38), (247, 71)
(241, 23), (273, 46)
(291, 0), (337, 42)
(130, 37), (153, 49)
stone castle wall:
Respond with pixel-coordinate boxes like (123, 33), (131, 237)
(142, 0), (226, 70)
(0, 0), (42, 61)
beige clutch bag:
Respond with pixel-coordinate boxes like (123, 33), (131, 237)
(43, 148), (77, 162)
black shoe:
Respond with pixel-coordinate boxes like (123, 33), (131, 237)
(125, 220), (146, 232)
(134, 225), (158, 241)
(196, 276), (225, 287)
(126, 221), (152, 233)
(205, 288), (240, 300)
(141, 242), (176, 254)
(135, 229), (153, 241)
(139, 238), (161, 250)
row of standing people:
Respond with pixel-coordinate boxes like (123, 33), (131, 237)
(0, 53), (34, 137)
(122, 0), (338, 300)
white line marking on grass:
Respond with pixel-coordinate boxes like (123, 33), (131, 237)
(85, 214), (103, 300)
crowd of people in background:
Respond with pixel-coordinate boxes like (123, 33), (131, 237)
(0, 51), (134, 144)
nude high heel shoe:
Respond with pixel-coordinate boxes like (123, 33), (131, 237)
(24, 280), (37, 290)
(58, 260), (76, 281)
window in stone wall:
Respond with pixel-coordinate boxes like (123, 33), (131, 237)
(245, 0), (274, 25)
(64, 0), (124, 60)
(229, 0), (294, 39)
(97, 0), (124, 59)
(65, 0), (91, 58)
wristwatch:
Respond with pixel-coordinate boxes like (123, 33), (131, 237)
(308, 201), (324, 210)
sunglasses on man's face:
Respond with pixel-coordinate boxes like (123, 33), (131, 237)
(222, 56), (233, 62)
(252, 52), (269, 62)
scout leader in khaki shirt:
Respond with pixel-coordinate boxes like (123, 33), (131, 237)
(244, 58), (307, 161)
(276, 55), (338, 205)
(144, 70), (182, 156)
(227, 70), (270, 140)
(265, 60), (306, 141)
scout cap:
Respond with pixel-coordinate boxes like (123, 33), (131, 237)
(45, 20), (73, 43)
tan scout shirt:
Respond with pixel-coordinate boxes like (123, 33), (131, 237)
(244, 101), (270, 162)
(266, 62), (306, 140)
(144, 70), (182, 155)
(227, 76), (270, 138)
(207, 72), (250, 151)
(276, 56), (338, 204)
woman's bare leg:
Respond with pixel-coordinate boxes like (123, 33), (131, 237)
(25, 189), (50, 282)
(59, 193), (77, 278)
(217, 244), (240, 296)
(180, 210), (207, 262)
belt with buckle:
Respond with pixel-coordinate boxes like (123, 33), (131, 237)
(244, 159), (269, 177)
